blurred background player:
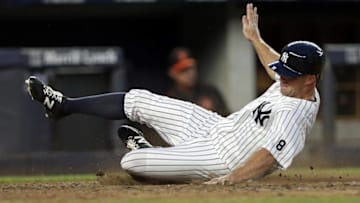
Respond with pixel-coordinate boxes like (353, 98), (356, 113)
(167, 47), (229, 116)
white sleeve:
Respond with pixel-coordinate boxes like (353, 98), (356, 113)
(262, 110), (306, 170)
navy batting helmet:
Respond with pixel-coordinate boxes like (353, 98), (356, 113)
(269, 41), (325, 78)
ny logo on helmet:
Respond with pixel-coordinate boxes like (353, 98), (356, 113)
(252, 101), (272, 127)
(280, 52), (289, 63)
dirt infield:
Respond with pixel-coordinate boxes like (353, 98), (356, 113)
(1, 169), (360, 202)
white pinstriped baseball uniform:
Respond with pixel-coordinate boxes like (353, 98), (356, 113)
(121, 77), (320, 181)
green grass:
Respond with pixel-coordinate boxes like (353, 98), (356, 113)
(0, 174), (95, 184)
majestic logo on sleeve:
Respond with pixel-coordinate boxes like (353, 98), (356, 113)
(252, 101), (272, 126)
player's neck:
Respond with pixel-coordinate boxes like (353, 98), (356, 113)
(296, 86), (316, 101)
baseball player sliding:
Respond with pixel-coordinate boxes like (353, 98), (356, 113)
(25, 3), (324, 184)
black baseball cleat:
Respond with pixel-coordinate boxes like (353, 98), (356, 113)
(117, 125), (152, 150)
(25, 76), (67, 120)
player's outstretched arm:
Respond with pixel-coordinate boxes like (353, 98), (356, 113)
(204, 148), (276, 185)
(242, 3), (279, 80)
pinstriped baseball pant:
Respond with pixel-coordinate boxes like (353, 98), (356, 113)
(121, 89), (231, 182)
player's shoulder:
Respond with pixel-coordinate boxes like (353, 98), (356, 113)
(266, 81), (281, 93)
(272, 97), (319, 125)
(262, 81), (320, 113)
(279, 95), (318, 108)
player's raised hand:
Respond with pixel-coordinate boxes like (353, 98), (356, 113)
(242, 3), (261, 42)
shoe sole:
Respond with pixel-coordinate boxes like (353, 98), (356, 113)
(119, 125), (143, 136)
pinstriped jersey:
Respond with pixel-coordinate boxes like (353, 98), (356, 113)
(210, 81), (320, 170)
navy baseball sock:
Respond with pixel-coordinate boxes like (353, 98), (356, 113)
(63, 92), (126, 120)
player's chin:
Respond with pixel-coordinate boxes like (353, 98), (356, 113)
(281, 87), (297, 98)
(280, 86), (290, 96)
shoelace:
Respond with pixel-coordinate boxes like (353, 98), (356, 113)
(126, 139), (139, 150)
(43, 86), (63, 103)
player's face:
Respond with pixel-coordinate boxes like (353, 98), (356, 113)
(279, 75), (307, 97)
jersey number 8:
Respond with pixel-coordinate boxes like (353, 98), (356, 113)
(276, 140), (286, 151)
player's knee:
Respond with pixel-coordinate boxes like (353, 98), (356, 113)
(124, 89), (153, 120)
(120, 152), (135, 172)
(127, 89), (152, 101)
(120, 150), (148, 175)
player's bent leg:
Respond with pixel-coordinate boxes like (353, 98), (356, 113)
(124, 89), (222, 146)
(120, 139), (230, 183)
